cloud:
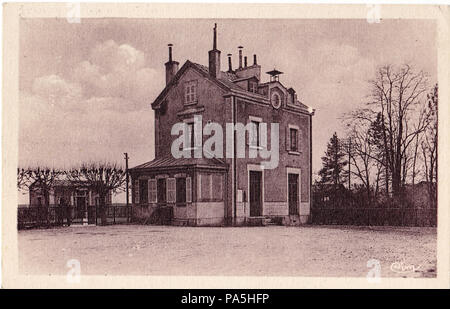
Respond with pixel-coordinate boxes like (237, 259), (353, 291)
(19, 40), (158, 168)
(73, 40), (161, 105)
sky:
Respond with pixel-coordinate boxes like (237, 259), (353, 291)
(18, 18), (437, 201)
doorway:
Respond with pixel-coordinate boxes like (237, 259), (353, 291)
(288, 173), (299, 215)
(249, 171), (262, 216)
(76, 196), (86, 219)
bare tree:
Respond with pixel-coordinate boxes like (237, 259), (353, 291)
(66, 162), (126, 225)
(421, 84), (438, 208)
(344, 124), (376, 205)
(25, 167), (62, 207)
(351, 64), (431, 198)
(17, 167), (32, 191)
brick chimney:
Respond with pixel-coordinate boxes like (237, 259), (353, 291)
(227, 54), (233, 72)
(208, 23), (221, 78)
(235, 53), (261, 80)
(165, 44), (179, 85)
(238, 46), (243, 69)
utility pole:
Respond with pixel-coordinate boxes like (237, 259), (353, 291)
(124, 153), (129, 206)
(348, 138), (351, 190)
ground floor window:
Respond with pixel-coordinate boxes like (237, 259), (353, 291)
(167, 178), (176, 203)
(157, 178), (166, 203)
(176, 178), (186, 205)
(198, 173), (223, 202)
(139, 179), (148, 204)
(134, 175), (193, 205)
(149, 179), (157, 203)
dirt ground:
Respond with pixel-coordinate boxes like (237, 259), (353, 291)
(18, 224), (437, 278)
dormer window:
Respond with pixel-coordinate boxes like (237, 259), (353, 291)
(184, 80), (197, 105)
(249, 81), (258, 93)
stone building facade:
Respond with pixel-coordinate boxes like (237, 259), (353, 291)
(130, 24), (314, 226)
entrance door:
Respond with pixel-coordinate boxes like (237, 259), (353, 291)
(288, 174), (299, 215)
(76, 196), (86, 219)
(249, 171), (262, 216)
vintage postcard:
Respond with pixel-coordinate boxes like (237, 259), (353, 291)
(2, 3), (449, 289)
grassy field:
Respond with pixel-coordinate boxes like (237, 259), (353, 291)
(18, 224), (437, 278)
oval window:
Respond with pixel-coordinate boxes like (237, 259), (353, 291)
(271, 92), (281, 109)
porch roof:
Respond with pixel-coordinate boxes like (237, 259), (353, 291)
(130, 155), (227, 171)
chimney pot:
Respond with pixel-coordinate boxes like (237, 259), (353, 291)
(244, 56), (248, 67)
(238, 46), (243, 69)
(165, 44), (179, 85)
(253, 54), (257, 66)
(227, 54), (233, 72)
(213, 23), (217, 50)
(168, 43), (173, 62)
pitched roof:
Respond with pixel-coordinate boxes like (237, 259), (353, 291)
(130, 154), (227, 171)
(152, 60), (263, 109)
(151, 60), (313, 114)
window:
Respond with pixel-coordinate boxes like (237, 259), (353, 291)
(250, 120), (260, 147)
(184, 122), (195, 157)
(271, 92), (281, 109)
(198, 173), (223, 201)
(148, 179), (157, 203)
(200, 174), (212, 200)
(186, 177), (192, 203)
(187, 122), (194, 149)
(249, 81), (257, 93)
(134, 180), (140, 203)
(176, 178), (186, 205)
(287, 125), (300, 153)
(290, 128), (298, 152)
(184, 81), (197, 105)
(139, 179), (148, 204)
(212, 174), (223, 200)
(167, 178), (176, 203)
(157, 178), (166, 203)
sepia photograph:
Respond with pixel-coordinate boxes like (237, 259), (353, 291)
(2, 2), (449, 290)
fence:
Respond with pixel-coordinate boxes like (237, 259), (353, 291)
(18, 205), (132, 229)
(311, 207), (437, 227)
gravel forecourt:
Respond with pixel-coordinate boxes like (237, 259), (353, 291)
(18, 225), (437, 278)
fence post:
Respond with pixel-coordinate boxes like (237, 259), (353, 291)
(113, 206), (116, 224)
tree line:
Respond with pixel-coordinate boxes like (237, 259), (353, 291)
(316, 64), (437, 209)
(17, 163), (127, 225)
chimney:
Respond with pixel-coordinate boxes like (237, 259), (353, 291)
(227, 54), (233, 72)
(165, 44), (179, 85)
(238, 46), (243, 69)
(253, 54), (257, 66)
(244, 56), (248, 67)
(208, 23), (221, 78)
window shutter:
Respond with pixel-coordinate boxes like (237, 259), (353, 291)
(186, 177), (192, 203)
(148, 179), (157, 203)
(298, 129), (302, 152)
(286, 126), (290, 151)
(167, 178), (176, 203)
(134, 179), (139, 203)
(198, 174), (202, 200)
